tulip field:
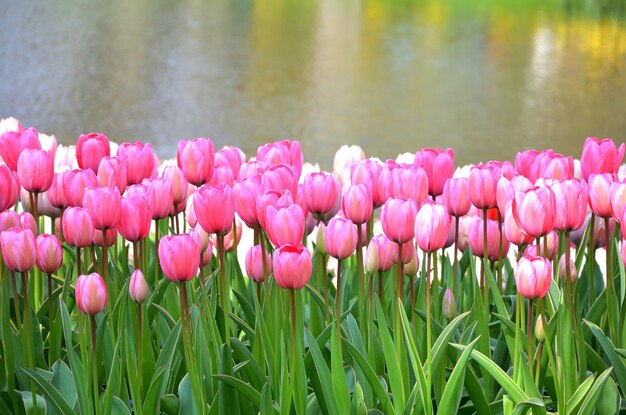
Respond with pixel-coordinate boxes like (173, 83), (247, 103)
(2, 117), (626, 415)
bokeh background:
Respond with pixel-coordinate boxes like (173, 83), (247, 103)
(1, 0), (625, 169)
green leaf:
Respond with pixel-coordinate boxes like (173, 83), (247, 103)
(22, 368), (74, 415)
(565, 374), (595, 415)
(331, 325), (351, 415)
(374, 299), (405, 414)
(59, 302), (89, 415)
(583, 320), (626, 392)
(577, 368), (613, 415)
(213, 374), (261, 409)
(305, 330), (340, 415)
(437, 339), (478, 414)
(50, 361), (77, 410)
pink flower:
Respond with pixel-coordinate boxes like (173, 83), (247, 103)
(588, 173), (614, 218)
(257, 140), (303, 180)
(261, 164), (297, 198)
(17, 148), (54, 193)
(351, 159), (384, 207)
(161, 166), (189, 206)
(93, 228), (117, 247)
(443, 178), (471, 217)
(552, 179), (588, 231)
(177, 138), (215, 186)
(515, 256), (552, 299)
(1, 227), (36, 272)
(392, 164), (429, 206)
(118, 195), (152, 242)
(272, 244), (312, 290)
(512, 186), (556, 238)
(381, 197), (418, 244)
(158, 234), (200, 282)
(129, 269), (148, 303)
(215, 146), (245, 181)
(0, 165), (18, 211)
(581, 137), (625, 181)
(334, 145), (365, 184)
(469, 163), (499, 210)
(194, 183), (235, 235)
(415, 202), (451, 253)
(325, 217), (358, 260)
(0, 127), (41, 171)
(75, 273), (107, 315)
(245, 245), (272, 283)
(342, 184), (373, 225)
(233, 176), (262, 228)
(83, 187), (121, 230)
(303, 172), (342, 218)
(144, 178), (174, 220)
(611, 181), (626, 222)
(265, 204), (305, 247)
(414, 148), (454, 196)
(62, 207), (94, 248)
(503, 203), (534, 246)
(118, 141), (156, 185)
(97, 156), (127, 195)
(47, 173), (68, 209)
(76, 132), (110, 173)
(64, 169), (98, 207)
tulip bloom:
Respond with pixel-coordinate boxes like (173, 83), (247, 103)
(177, 138), (215, 186)
(551, 179), (588, 231)
(0, 165), (17, 211)
(469, 217), (511, 261)
(97, 156), (127, 195)
(93, 228), (117, 247)
(303, 172), (342, 219)
(334, 145), (365, 184)
(443, 178), (471, 217)
(83, 187), (121, 230)
(342, 184), (373, 225)
(215, 146), (245, 180)
(257, 140), (303, 180)
(524, 231), (558, 260)
(0, 211), (20, 233)
(144, 178), (174, 220)
(469, 164), (499, 210)
(129, 269), (148, 303)
(62, 207), (95, 248)
(75, 273), (107, 315)
(47, 173), (68, 209)
(503, 204), (534, 246)
(325, 217), (358, 260)
(515, 150), (541, 182)
(17, 148), (54, 193)
(194, 183), (235, 235)
(272, 244), (312, 290)
(580, 137), (625, 181)
(233, 176), (262, 228)
(351, 158), (384, 207)
(414, 147), (454, 196)
(256, 190), (291, 231)
(496, 175), (532, 214)
(414, 203), (451, 253)
(381, 198), (418, 244)
(588, 173), (614, 218)
(161, 165), (189, 206)
(265, 204), (305, 247)
(64, 169), (98, 207)
(611, 181), (626, 222)
(19, 212), (38, 236)
(261, 164), (297, 200)
(515, 256), (552, 299)
(239, 160), (267, 180)
(245, 245), (272, 283)
(512, 186), (556, 238)
(76, 132), (110, 173)
(118, 141), (156, 185)
(0, 127), (41, 171)
(158, 234), (201, 282)
(118, 195), (152, 242)
(1, 227), (36, 272)
(35, 234), (63, 274)
(559, 253), (578, 283)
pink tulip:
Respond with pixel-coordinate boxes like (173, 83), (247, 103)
(469, 217), (510, 261)
(334, 145), (365, 184)
(351, 159), (384, 207)
(32, 191), (60, 218)
(245, 245), (272, 283)
(64, 169), (98, 207)
(212, 219), (243, 252)
(588, 173), (614, 218)
(392, 165), (429, 206)
(239, 160), (267, 180)
(391, 240), (416, 264)
(1, 227), (36, 272)
(215, 146), (245, 181)
(414, 148), (454, 196)
(515, 150), (541, 182)
(93, 228), (117, 247)
(193, 183), (235, 235)
(83, 187), (121, 230)
(177, 138), (215, 186)
(261, 164), (297, 197)
(97, 156), (127, 194)
(366, 234), (395, 273)
(469, 164), (499, 210)
(381, 197), (418, 244)
(0, 166), (18, 211)
(539, 150), (574, 180)
(118, 195), (152, 242)
(47, 173), (68, 209)
(552, 179), (588, 231)
(158, 234), (200, 282)
(325, 217), (358, 260)
(256, 190), (291, 231)
(443, 178), (471, 217)
(512, 186), (556, 238)
(571, 213), (615, 248)
(0, 211), (20, 233)
(143, 178), (174, 220)
(611, 181), (626, 222)
(342, 184), (373, 225)
(17, 148), (54, 193)
(558, 253), (577, 283)
(515, 255), (552, 299)
(581, 137), (625, 181)
(118, 141), (156, 185)
(272, 244), (312, 290)
(496, 175), (532, 214)
(19, 212), (38, 236)
(36, 234), (63, 274)
(208, 165), (235, 187)
(303, 172), (342, 219)
(265, 204), (305, 247)
(503, 204), (534, 246)
(200, 244), (213, 266)
(257, 140), (303, 180)
(75, 273), (107, 315)
(233, 176), (262, 228)
(129, 269), (148, 303)
(62, 207), (94, 248)
(76, 132), (110, 173)
(415, 202), (451, 253)
(190, 224), (210, 252)
(161, 166), (189, 205)
(524, 230), (558, 260)
(0, 127), (41, 171)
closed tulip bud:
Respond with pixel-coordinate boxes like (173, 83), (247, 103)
(19, 212), (38, 236)
(443, 178), (471, 217)
(334, 145), (365, 184)
(118, 141), (156, 185)
(200, 244), (213, 266)
(315, 223), (327, 254)
(469, 217), (510, 261)
(588, 173), (614, 218)
(0, 165), (17, 211)
(496, 175), (532, 215)
(381, 198), (418, 244)
(75, 273), (107, 315)
(261, 164), (297, 197)
(303, 172), (342, 219)
(512, 186), (556, 238)
(93, 228), (117, 247)
(177, 138), (215, 186)
(393, 240), (416, 264)
(342, 184), (373, 225)
(97, 156), (127, 194)
(263, 203), (305, 247)
(515, 150), (541, 182)
(62, 207), (95, 248)
(193, 183), (235, 235)
(0, 127), (41, 171)
(365, 239), (379, 274)
(129, 269), (148, 303)
(17, 148), (54, 193)
(414, 148), (454, 196)
(161, 165), (189, 206)
(515, 255), (552, 299)
(245, 245), (272, 283)
(0, 211), (20, 233)
(257, 140), (303, 180)
(83, 187), (121, 230)
(442, 288), (456, 320)
(325, 217), (358, 260)
(351, 158), (384, 207)
(403, 250), (419, 276)
(535, 315), (545, 343)
(559, 252), (577, 283)
(256, 190), (288, 230)
(233, 176), (262, 228)
(1, 227), (36, 272)
(208, 165), (235, 187)
(158, 234), (200, 283)
(118, 195), (152, 242)
(35, 191), (61, 218)
(539, 150), (574, 180)
(469, 164), (499, 209)
(580, 137), (625, 181)
(272, 244), (312, 290)
(415, 202), (451, 253)
(552, 179), (588, 231)
(47, 173), (68, 209)
(76, 132), (110, 173)
(64, 169), (98, 207)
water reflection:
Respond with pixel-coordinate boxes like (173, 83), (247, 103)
(0, 0), (624, 169)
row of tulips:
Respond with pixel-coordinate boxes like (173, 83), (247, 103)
(0, 115), (625, 414)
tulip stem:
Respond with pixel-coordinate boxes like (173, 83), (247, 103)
(154, 219), (160, 285)
(102, 232), (110, 314)
(11, 271), (21, 329)
(377, 270), (383, 306)
(356, 224), (365, 334)
(453, 216), (459, 307)
(47, 272), (54, 360)
(513, 291), (521, 382)
(90, 315), (100, 415)
(22, 271), (38, 415)
(605, 217), (617, 343)
(232, 219), (238, 255)
(290, 289), (298, 409)
(76, 247), (82, 278)
(588, 214), (596, 302)
(482, 209), (489, 314)
(498, 212), (503, 294)
(256, 282), (261, 304)
(336, 259), (342, 338)
(136, 303), (143, 413)
(527, 298), (533, 374)
(217, 234), (230, 344)
(425, 251), (432, 410)
(396, 243), (403, 305)
(534, 342), (543, 387)
(29, 192), (39, 230)
(179, 283), (204, 414)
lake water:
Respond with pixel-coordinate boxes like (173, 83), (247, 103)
(1, 0), (625, 169)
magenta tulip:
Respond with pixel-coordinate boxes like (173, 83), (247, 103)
(303, 172), (342, 219)
(261, 164), (297, 198)
(194, 183), (235, 235)
(47, 173), (68, 209)
(35, 234), (63, 274)
(443, 178), (471, 217)
(17, 148), (54, 193)
(83, 187), (121, 230)
(129, 269), (148, 303)
(97, 156), (127, 194)
(144, 178), (174, 220)
(342, 184), (373, 225)
(469, 163), (499, 210)
(503, 204), (534, 246)
(392, 164), (429, 206)
(64, 169), (98, 207)
(118, 141), (156, 185)
(552, 179), (588, 231)
(177, 138), (215, 186)
(588, 173), (614, 218)
(161, 165), (189, 206)
(581, 137), (625, 181)
(414, 147), (454, 196)
(62, 207), (95, 248)
(257, 140), (303, 180)
(233, 176), (262, 228)
(512, 186), (556, 238)
(325, 217), (358, 260)
(351, 158), (384, 207)
(118, 195), (152, 242)
(158, 234), (200, 282)
(76, 132), (110, 173)
(0, 127), (41, 171)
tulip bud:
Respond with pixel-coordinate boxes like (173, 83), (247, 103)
(62, 207), (95, 248)
(325, 217), (358, 260)
(36, 234), (63, 274)
(129, 269), (148, 303)
(535, 315), (545, 343)
(75, 273), (107, 315)
(365, 239), (379, 275)
(1, 227), (36, 272)
(515, 255), (552, 299)
(558, 253), (577, 283)
(245, 245), (272, 283)
(403, 251), (419, 276)
(77, 132), (110, 173)
(442, 288), (456, 320)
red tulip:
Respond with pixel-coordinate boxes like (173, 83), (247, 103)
(351, 158), (384, 207)
(515, 255), (552, 299)
(161, 165), (189, 206)
(381, 197), (418, 244)
(75, 273), (107, 315)
(443, 178), (471, 217)
(469, 163), (499, 210)
(265, 204), (305, 247)
(62, 207), (94, 248)
(118, 195), (152, 242)
(194, 183), (235, 235)
(272, 244), (312, 290)
(303, 172), (342, 219)
(17, 148), (54, 193)
(581, 137), (625, 181)
(1, 227), (36, 272)
(415, 202), (451, 253)
(97, 156), (127, 194)
(342, 184), (373, 225)
(325, 217), (358, 260)
(512, 186), (556, 238)
(414, 147), (454, 196)
(64, 169), (98, 207)
(36, 234), (63, 274)
(177, 138), (215, 186)
(0, 127), (41, 171)
(83, 187), (121, 230)
(233, 176), (262, 228)
(257, 140), (303, 180)
(158, 234), (200, 282)
(588, 173), (614, 218)
(143, 178), (174, 220)
(245, 245), (272, 283)
(552, 179), (588, 231)
(118, 141), (156, 185)
(129, 269), (148, 303)
(76, 132), (110, 173)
